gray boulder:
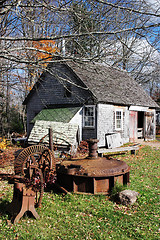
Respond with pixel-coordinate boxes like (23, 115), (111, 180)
(119, 190), (139, 205)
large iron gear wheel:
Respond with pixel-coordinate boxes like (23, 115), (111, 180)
(14, 145), (56, 207)
(14, 145), (56, 176)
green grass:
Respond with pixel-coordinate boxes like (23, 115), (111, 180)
(0, 146), (160, 239)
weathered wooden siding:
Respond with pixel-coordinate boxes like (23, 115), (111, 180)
(26, 63), (92, 136)
(112, 106), (129, 142)
(25, 62), (157, 144)
(121, 107), (130, 143)
(82, 127), (97, 141)
(144, 109), (156, 140)
(97, 104), (129, 147)
(129, 111), (138, 141)
(28, 120), (79, 154)
(97, 104), (114, 146)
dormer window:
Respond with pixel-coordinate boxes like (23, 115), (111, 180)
(83, 105), (95, 128)
(64, 84), (72, 98)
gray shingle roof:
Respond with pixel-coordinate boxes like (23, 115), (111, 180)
(23, 59), (158, 108)
(68, 61), (158, 108)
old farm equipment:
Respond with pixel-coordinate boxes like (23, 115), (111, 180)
(1, 130), (130, 223)
(56, 139), (130, 194)
(7, 144), (56, 224)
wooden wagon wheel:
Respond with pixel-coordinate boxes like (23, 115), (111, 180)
(39, 132), (71, 151)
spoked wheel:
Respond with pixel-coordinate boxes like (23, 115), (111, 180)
(14, 145), (55, 175)
(38, 149), (56, 188)
(25, 165), (44, 208)
(14, 145), (56, 207)
(38, 149), (55, 176)
(23, 152), (40, 175)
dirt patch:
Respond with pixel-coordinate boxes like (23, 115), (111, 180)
(0, 147), (21, 176)
(136, 139), (160, 149)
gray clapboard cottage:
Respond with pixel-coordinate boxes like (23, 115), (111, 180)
(23, 60), (158, 148)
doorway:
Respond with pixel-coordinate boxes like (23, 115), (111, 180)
(137, 112), (144, 139)
(129, 111), (145, 141)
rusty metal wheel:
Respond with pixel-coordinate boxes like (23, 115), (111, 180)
(38, 149), (55, 175)
(14, 145), (56, 207)
(24, 164), (44, 208)
(14, 145), (56, 176)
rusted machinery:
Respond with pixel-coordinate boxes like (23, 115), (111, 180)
(2, 137), (130, 223)
(56, 139), (130, 194)
(7, 145), (56, 223)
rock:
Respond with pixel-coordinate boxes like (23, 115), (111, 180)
(119, 190), (139, 205)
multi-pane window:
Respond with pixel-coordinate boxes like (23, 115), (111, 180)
(83, 105), (95, 127)
(115, 109), (123, 130)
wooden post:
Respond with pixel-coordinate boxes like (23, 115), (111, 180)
(49, 128), (53, 151)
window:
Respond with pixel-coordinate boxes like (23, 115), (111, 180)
(115, 109), (123, 130)
(83, 105), (95, 128)
(64, 84), (72, 98)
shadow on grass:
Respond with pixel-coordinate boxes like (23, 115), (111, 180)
(0, 198), (12, 218)
(0, 198), (36, 222)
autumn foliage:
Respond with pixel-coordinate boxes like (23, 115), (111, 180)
(33, 40), (59, 66)
(0, 138), (7, 150)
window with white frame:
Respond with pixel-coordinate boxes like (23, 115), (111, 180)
(83, 105), (95, 128)
(115, 109), (123, 130)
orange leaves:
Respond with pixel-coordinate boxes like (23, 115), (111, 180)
(25, 82), (34, 91)
(0, 138), (7, 150)
(27, 86), (33, 91)
(9, 91), (16, 95)
(33, 40), (59, 64)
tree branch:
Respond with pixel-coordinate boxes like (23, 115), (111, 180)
(0, 22), (159, 42)
(96, 0), (160, 17)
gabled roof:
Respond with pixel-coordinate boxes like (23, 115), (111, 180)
(23, 60), (158, 108)
(67, 61), (158, 108)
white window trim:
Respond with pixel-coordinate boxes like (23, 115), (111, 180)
(115, 109), (123, 130)
(83, 105), (95, 128)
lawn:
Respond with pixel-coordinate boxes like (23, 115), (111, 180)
(0, 146), (159, 240)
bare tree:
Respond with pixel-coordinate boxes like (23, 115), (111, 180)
(1, 0), (159, 64)
(0, 0), (159, 135)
